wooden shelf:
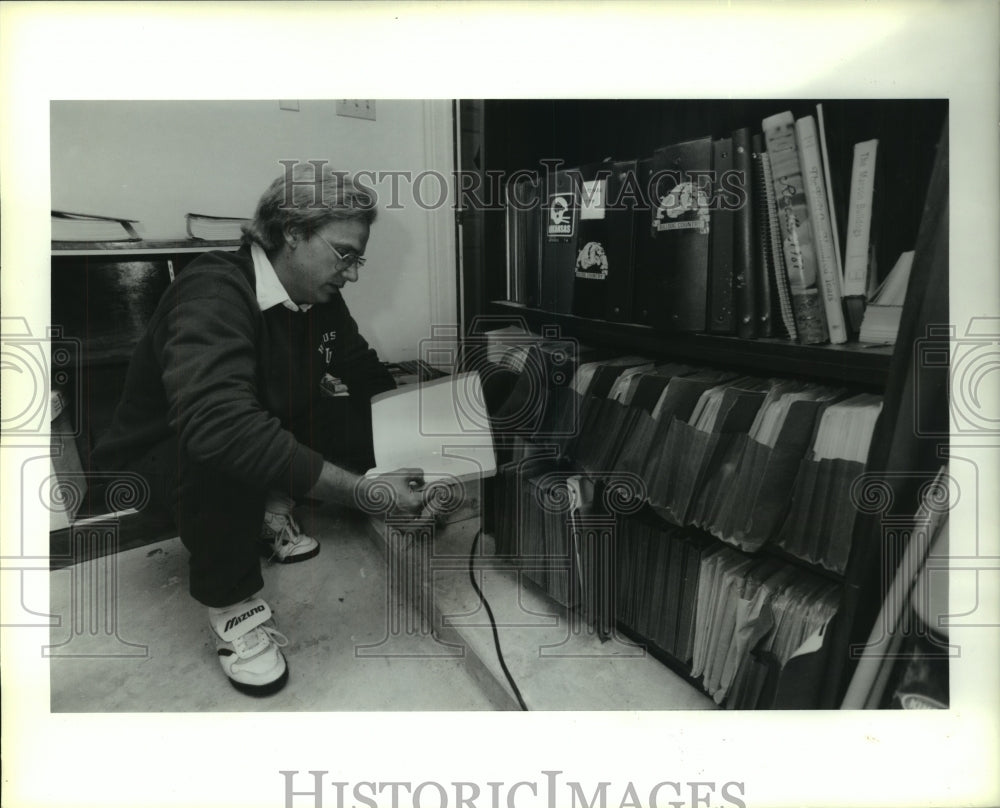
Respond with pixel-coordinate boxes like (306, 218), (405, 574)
(486, 300), (894, 389)
(466, 100), (949, 709)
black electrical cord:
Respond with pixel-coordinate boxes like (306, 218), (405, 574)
(469, 529), (528, 711)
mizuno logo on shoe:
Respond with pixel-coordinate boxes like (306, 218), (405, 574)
(224, 604), (265, 634)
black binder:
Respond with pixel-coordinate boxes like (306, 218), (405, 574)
(708, 137), (735, 334)
(751, 133), (778, 338)
(605, 159), (639, 322)
(571, 161), (615, 320)
(541, 167), (578, 314)
(732, 127), (759, 339)
(631, 137), (713, 332)
(506, 174), (543, 307)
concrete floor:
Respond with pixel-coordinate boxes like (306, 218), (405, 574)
(49, 504), (716, 712)
(48, 507), (498, 711)
(371, 515), (717, 711)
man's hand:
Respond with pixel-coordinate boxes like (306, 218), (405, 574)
(355, 467), (432, 521)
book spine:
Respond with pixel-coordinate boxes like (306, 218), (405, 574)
(843, 139), (879, 297)
(732, 128), (758, 339)
(762, 112), (829, 345)
(751, 134), (776, 338)
(795, 116), (848, 344)
(709, 138), (736, 334)
(505, 184), (516, 301)
(525, 181), (542, 308)
(605, 160), (637, 322)
(815, 104), (845, 285)
(760, 151), (798, 341)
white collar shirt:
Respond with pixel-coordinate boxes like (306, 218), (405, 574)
(250, 242), (312, 313)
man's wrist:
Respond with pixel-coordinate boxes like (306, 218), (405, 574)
(306, 461), (363, 508)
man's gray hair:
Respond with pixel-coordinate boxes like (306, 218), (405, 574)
(242, 162), (377, 250)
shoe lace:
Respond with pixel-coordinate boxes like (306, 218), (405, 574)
(263, 512), (307, 561)
(231, 623), (289, 658)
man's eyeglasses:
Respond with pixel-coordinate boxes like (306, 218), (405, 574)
(314, 231), (367, 271)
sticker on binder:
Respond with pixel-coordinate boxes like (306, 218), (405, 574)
(653, 180), (710, 235)
(547, 192), (576, 238)
(579, 178), (606, 220)
(575, 241), (609, 280)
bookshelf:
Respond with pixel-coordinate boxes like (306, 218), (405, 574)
(459, 99), (950, 708)
(50, 239), (241, 531)
(51, 238), (242, 254)
(485, 301), (893, 388)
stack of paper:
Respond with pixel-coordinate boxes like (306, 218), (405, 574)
(692, 547), (840, 707)
(571, 356), (650, 397)
(749, 383), (843, 448)
(649, 369), (739, 422)
(859, 251), (914, 344)
(689, 376), (772, 434)
(484, 325), (539, 369)
(811, 393), (883, 464)
(692, 381), (847, 550)
(727, 573), (840, 708)
(615, 517), (712, 660)
(642, 374), (769, 525)
(616, 363), (695, 412)
(774, 392), (884, 572)
(607, 363), (657, 404)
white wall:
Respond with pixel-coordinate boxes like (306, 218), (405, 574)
(49, 99), (457, 361)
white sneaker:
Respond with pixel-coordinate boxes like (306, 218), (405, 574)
(208, 597), (289, 696)
(260, 511), (320, 564)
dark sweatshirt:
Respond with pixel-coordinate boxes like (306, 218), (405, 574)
(93, 246), (394, 497)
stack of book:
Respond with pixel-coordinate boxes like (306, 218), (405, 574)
(52, 210), (140, 242)
(185, 212), (250, 241)
(505, 103), (891, 346)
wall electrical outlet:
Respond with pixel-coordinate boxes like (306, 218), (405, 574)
(335, 99), (376, 121)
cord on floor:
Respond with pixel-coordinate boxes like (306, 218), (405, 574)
(468, 529), (528, 711)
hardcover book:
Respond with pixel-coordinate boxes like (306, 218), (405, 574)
(631, 137), (713, 332)
(731, 128), (758, 340)
(842, 139), (880, 332)
(795, 116), (848, 344)
(761, 111), (830, 344)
